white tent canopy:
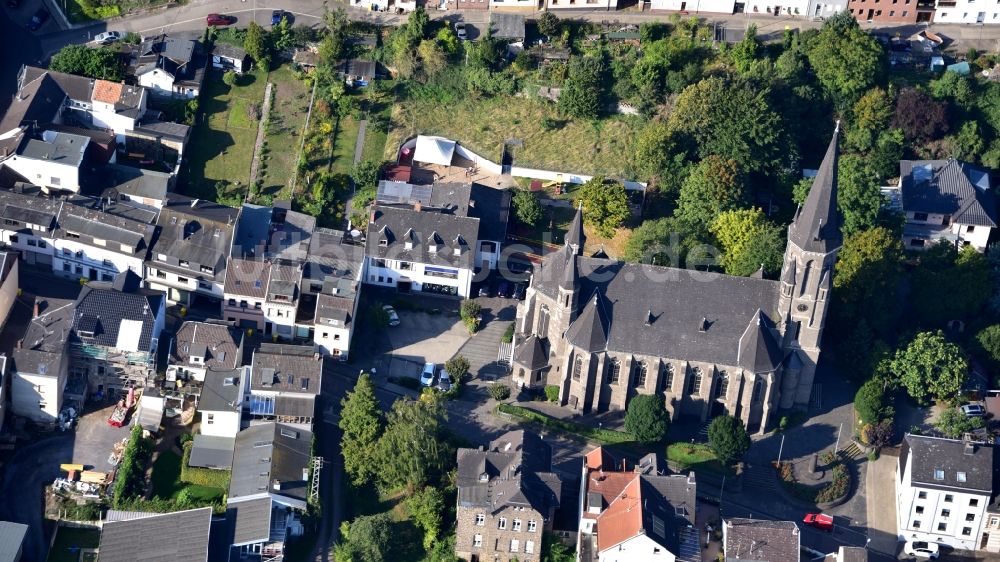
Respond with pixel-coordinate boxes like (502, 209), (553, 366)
(413, 135), (456, 166)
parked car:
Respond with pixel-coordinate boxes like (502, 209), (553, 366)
(206, 13), (236, 26)
(454, 22), (468, 40)
(26, 8), (48, 31)
(271, 10), (286, 26)
(961, 403), (986, 418)
(802, 513), (833, 532)
(383, 305), (400, 327)
(94, 31), (123, 45)
(420, 363), (437, 387)
(903, 541), (940, 559)
(513, 283), (526, 300)
(497, 281), (512, 299)
(436, 371), (453, 392)
(478, 284), (491, 298)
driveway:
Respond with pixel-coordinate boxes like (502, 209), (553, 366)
(72, 402), (135, 473)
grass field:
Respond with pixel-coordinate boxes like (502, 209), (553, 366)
(47, 526), (100, 562)
(385, 95), (643, 178)
(331, 117), (361, 175)
(184, 68), (267, 200)
(666, 442), (730, 476)
(260, 65), (312, 199)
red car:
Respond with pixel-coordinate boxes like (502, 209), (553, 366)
(206, 13), (236, 26)
(803, 513), (834, 532)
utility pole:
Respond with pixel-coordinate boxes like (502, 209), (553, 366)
(776, 434), (786, 465)
(834, 422), (843, 453)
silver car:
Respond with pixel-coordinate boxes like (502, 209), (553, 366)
(94, 31), (123, 45)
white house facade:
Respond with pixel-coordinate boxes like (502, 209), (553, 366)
(896, 434), (994, 551)
(898, 160), (997, 252)
(649, 0), (734, 12)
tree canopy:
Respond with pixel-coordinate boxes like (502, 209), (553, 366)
(559, 55), (605, 119)
(339, 374), (383, 486)
(579, 176), (630, 237)
(710, 208), (785, 277)
(707, 415), (751, 466)
(675, 155), (746, 236)
(513, 189), (544, 227)
(50, 45), (123, 81)
(624, 394), (670, 443)
(891, 331), (968, 405)
(374, 397), (451, 491)
(832, 227), (903, 336)
(806, 12), (883, 107)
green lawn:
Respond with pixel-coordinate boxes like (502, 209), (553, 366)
(666, 442), (731, 476)
(385, 94), (643, 178)
(47, 526), (100, 562)
(331, 117), (362, 175)
(184, 68), (267, 200)
(260, 65), (312, 199)
(151, 449), (225, 503)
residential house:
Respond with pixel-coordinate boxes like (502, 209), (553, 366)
(933, 0), (997, 22)
(847, 0), (927, 22)
(131, 33), (207, 99)
(52, 194), (154, 282)
(449, 0), (489, 11)
(223, 257), (271, 330)
(341, 59), (377, 86)
(896, 434), (994, 551)
(0, 521), (28, 562)
(578, 447), (699, 562)
(166, 320), (244, 384)
(350, 0), (389, 11)
(980, 503), (1000, 552)
(0, 186), (60, 268)
(742, 0), (809, 16)
(87, 163), (172, 210)
(98, 507), (212, 562)
(211, 43), (249, 73)
(146, 195), (239, 305)
(189, 366), (249, 470)
(0, 251), (18, 332)
(722, 518), (800, 561)
(896, 159), (997, 252)
(306, 228), (364, 359)
(511, 126), (843, 433)
(263, 262), (303, 340)
(1, 131), (89, 193)
(650, 0), (735, 14)
(69, 270), (166, 395)
(227, 422), (312, 559)
(11, 298), (74, 424)
(455, 430), (562, 562)
(490, 0), (538, 13)
(248, 343), (322, 429)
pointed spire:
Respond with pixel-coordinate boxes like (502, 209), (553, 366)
(565, 201), (585, 256)
(789, 123), (842, 254)
(560, 244), (577, 292)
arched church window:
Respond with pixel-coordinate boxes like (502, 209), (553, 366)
(573, 355), (583, 381)
(687, 368), (702, 395)
(634, 362), (648, 388)
(715, 372), (729, 399)
(608, 359), (621, 384)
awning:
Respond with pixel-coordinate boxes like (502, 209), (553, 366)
(413, 135), (456, 166)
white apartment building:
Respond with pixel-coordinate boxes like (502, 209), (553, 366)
(2, 131), (89, 193)
(934, 0), (998, 23)
(897, 434), (994, 551)
(650, 0), (734, 13)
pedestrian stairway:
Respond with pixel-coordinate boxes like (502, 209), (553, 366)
(840, 442), (865, 461)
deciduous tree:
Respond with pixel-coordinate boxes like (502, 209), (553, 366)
(934, 407), (984, 439)
(893, 87), (949, 143)
(405, 486), (445, 550)
(538, 12), (562, 37)
(513, 189), (543, 227)
(559, 56), (605, 119)
(710, 208), (784, 277)
(50, 45), (123, 81)
(418, 39), (447, 78)
(675, 156), (746, 236)
(855, 378), (890, 425)
(374, 397), (450, 491)
(244, 22), (270, 70)
(891, 331), (968, 405)
(832, 227), (903, 336)
(838, 154), (885, 236)
(806, 12), (883, 106)
(335, 513), (392, 562)
(847, 88), (894, 152)
(579, 176), (630, 238)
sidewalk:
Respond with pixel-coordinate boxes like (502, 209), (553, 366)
(866, 452), (901, 557)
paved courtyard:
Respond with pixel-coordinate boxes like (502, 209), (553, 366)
(72, 402), (134, 473)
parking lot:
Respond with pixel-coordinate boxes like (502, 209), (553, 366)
(72, 402), (133, 473)
(385, 308), (469, 371)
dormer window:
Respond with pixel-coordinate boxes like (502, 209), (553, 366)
(379, 238), (388, 247)
(935, 469), (945, 481)
(479, 472), (488, 482)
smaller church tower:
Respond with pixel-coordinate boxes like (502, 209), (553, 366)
(778, 124), (842, 408)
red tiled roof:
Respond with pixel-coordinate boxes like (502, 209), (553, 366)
(384, 164), (412, 183)
(92, 80), (123, 104)
(581, 471), (634, 521)
(595, 476), (644, 552)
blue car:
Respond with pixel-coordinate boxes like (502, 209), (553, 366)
(271, 10), (286, 26)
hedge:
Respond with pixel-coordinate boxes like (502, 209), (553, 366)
(497, 404), (634, 444)
(181, 441), (232, 490)
(111, 425), (153, 508)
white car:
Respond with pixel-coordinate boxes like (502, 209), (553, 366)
(961, 403), (986, 418)
(420, 363), (436, 387)
(454, 22), (467, 40)
(94, 31), (123, 45)
(903, 540), (940, 559)
(383, 305), (400, 327)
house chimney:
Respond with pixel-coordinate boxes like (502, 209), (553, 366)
(33, 299), (40, 318)
(272, 480), (281, 491)
(414, 201), (422, 212)
(965, 442), (976, 455)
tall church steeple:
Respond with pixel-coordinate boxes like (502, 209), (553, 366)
(565, 202), (585, 256)
(777, 124), (842, 408)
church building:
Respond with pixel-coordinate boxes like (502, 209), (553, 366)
(511, 126), (843, 433)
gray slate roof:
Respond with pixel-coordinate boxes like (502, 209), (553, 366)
(901, 434), (994, 493)
(490, 12), (526, 39)
(199, 368), (243, 413)
(366, 205), (479, 269)
(837, 546), (868, 562)
(251, 343), (322, 395)
(172, 321), (242, 371)
(95, 163), (172, 202)
(0, 187), (62, 233)
(19, 131), (89, 166)
(228, 496), (272, 546)
(212, 43), (248, 62)
(536, 253), (781, 367)
(224, 257), (270, 298)
(456, 430), (561, 513)
(0, 521), (27, 562)
(57, 199), (154, 256)
(788, 127), (842, 254)
(13, 300), (73, 377)
(724, 518), (800, 562)
(189, 434), (235, 469)
(0, 68), (68, 157)
(737, 310), (783, 374)
(512, 335), (548, 371)
(98, 507), (212, 562)
(71, 271), (162, 353)
(153, 195), (238, 282)
(900, 159), (998, 227)
(229, 422), (312, 503)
